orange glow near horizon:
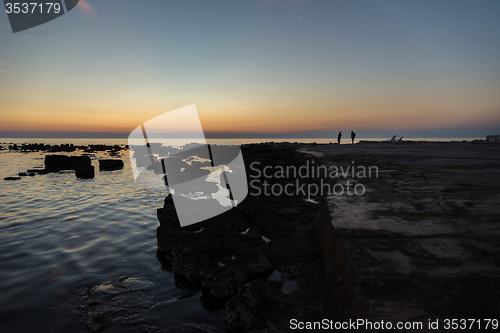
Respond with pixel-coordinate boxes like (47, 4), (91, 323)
(2, 67), (498, 136)
(2, 94), (498, 135)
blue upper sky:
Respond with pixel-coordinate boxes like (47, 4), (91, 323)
(1, 0), (499, 138)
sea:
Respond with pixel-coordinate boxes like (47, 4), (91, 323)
(0, 137), (481, 332)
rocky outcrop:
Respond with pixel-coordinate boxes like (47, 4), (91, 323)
(21, 154), (126, 180)
(157, 197), (273, 299)
(44, 154), (88, 170)
(43, 155), (95, 179)
(98, 159), (124, 171)
(156, 143), (334, 332)
(4, 142), (126, 153)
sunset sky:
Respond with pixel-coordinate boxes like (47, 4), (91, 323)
(1, 0), (499, 138)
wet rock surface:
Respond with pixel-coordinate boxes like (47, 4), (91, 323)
(300, 143), (500, 329)
(84, 276), (156, 333)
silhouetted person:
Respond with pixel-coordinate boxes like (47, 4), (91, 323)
(337, 132), (342, 144)
(351, 131), (356, 144)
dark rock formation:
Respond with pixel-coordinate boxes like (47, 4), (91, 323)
(75, 165), (95, 179)
(221, 278), (282, 332)
(299, 142), (500, 326)
(47, 144), (76, 152)
(43, 155), (95, 179)
(157, 199), (273, 299)
(44, 155), (89, 170)
(5, 142), (126, 153)
(27, 168), (49, 175)
(98, 159), (124, 171)
(85, 144), (124, 153)
(18, 171), (37, 177)
(156, 143), (334, 332)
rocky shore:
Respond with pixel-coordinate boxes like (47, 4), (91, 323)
(82, 140), (500, 332)
(300, 142), (500, 331)
(155, 141), (500, 332)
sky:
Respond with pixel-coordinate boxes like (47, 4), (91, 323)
(1, 0), (499, 138)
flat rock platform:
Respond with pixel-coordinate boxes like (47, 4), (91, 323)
(299, 142), (500, 331)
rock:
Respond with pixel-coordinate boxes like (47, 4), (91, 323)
(85, 276), (155, 333)
(47, 144), (76, 152)
(9, 143), (125, 153)
(300, 142), (500, 324)
(28, 168), (49, 175)
(221, 278), (282, 332)
(18, 172), (27, 176)
(4, 177), (21, 181)
(44, 155), (91, 170)
(75, 165), (95, 179)
(154, 143), (334, 331)
(85, 144), (124, 153)
(157, 200), (273, 299)
(43, 155), (95, 179)
(99, 159), (124, 171)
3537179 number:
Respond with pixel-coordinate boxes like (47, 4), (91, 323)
(5, 2), (61, 14)
(443, 319), (499, 330)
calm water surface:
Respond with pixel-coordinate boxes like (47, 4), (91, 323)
(0, 140), (225, 333)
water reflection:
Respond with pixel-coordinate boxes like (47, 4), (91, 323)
(0, 147), (225, 333)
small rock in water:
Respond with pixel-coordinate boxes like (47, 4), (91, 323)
(99, 159), (124, 171)
(75, 165), (95, 179)
(4, 176), (21, 181)
(85, 276), (155, 333)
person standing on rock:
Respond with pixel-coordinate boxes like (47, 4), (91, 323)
(351, 131), (356, 144)
(337, 132), (342, 144)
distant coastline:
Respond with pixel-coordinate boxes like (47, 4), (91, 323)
(0, 137), (488, 147)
